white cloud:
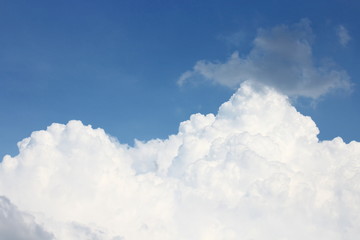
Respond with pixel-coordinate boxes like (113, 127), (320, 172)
(336, 25), (351, 47)
(1, 82), (360, 239)
(178, 19), (351, 98)
(0, 196), (54, 240)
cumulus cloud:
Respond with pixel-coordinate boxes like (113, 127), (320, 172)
(178, 19), (351, 98)
(1, 82), (360, 239)
(0, 196), (54, 240)
(336, 25), (351, 47)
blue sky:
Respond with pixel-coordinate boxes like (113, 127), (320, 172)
(1, 0), (359, 157)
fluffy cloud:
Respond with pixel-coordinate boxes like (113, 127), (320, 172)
(178, 19), (351, 98)
(1, 82), (360, 239)
(336, 25), (351, 47)
(0, 196), (54, 240)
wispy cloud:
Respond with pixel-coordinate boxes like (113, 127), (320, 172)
(336, 25), (351, 47)
(217, 30), (247, 48)
(178, 19), (351, 98)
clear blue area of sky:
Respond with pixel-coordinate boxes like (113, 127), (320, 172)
(0, 0), (359, 157)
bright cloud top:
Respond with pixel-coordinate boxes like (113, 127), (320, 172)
(179, 19), (351, 98)
(1, 82), (360, 239)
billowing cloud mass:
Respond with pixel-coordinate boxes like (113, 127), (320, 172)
(1, 81), (360, 239)
(178, 19), (351, 98)
(336, 25), (351, 47)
